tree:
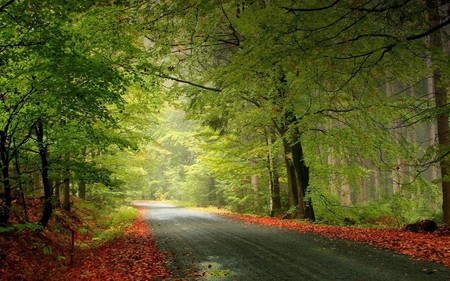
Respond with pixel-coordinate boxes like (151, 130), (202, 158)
(425, 0), (450, 223)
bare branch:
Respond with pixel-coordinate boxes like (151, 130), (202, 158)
(351, 0), (413, 13)
(160, 74), (221, 92)
(282, 0), (341, 12)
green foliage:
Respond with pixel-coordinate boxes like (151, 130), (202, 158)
(73, 201), (138, 247)
(110, 206), (139, 227)
(42, 246), (53, 256)
(0, 223), (43, 234)
(2, 0), (446, 227)
(31, 242), (53, 256)
(92, 227), (126, 247)
(314, 191), (442, 227)
(94, 204), (138, 228)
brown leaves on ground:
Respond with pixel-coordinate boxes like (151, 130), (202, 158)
(224, 214), (450, 268)
(62, 213), (172, 281)
(0, 205), (174, 281)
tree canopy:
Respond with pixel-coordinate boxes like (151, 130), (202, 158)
(1, 0), (449, 227)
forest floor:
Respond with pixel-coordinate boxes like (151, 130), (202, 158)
(0, 200), (176, 281)
(0, 201), (449, 280)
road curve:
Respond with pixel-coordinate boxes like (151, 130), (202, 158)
(136, 202), (449, 281)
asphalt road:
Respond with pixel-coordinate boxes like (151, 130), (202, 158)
(136, 202), (449, 281)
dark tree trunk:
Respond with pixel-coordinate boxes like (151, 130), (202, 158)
(78, 147), (87, 199)
(35, 119), (52, 227)
(283, 143), (299, 209)
(279, 121), (315, 221)
(267, 132), (282, 217)
(0, 131), (11, 226)
(268, 166), (282, 217)
(14, 149), (29, 222)
(0, 167), (11, 226)
(78, 179), (86, 200)
(427, 0), (450, 224)
(272, 69), (315, 220)
(54, 179), (61, 208)
(62, 171), (70, 211)
(272, 169), (281, 213)
(291, 139), (315, 221)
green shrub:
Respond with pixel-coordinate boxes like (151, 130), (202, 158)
(74, 201), (139, 248)
(92, 227), (126, 246)
(0, 223), (43, 234)
(93, 205), (137, 246)
(110, 206), (138, 227)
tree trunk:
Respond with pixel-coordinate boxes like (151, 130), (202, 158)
(54, 179), (61, 208)
(0, 130), (11, 226)
(78, 147), (87, 200)
(78, 179), (86, 200)
(14, 149), (29, 222)
(277, 117), (315, 220)
(272, 69), (314, 220)
(208, 177), (215, 205)
(62, 170), (70, 211)
(267, 132), (282, 216)
(251, 173), (260, 212)
(427, 0), (450, 224)
(271, 169), (281, 215)
(283, 142), (299, 209)
(35, 119), (52, 227)
(290, 138), (315, 220)
(427, 61), (440, 182)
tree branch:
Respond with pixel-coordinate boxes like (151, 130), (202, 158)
(406, 18), (450, 41)
(282, 0), (341, 12)
(350, 0), (413, 13)
(0, 0), (14, 13)
(160, 75), (221, 92)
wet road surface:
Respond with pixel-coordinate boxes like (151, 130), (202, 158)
(136, 202), (449, 281)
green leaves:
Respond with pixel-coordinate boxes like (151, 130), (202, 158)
(0, 222), (43, 233)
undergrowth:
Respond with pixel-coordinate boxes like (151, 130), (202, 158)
(0, 199), (139, 280)
(313, 194), (442, 228)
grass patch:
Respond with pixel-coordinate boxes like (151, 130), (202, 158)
(71, 200), (139, 247)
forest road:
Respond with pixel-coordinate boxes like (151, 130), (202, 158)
(136, 202), (449, 281)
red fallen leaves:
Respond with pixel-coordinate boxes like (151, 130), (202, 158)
(0, 208), (176, 281)
(61, 213), (174, 281)
(224, 214), (450, 268)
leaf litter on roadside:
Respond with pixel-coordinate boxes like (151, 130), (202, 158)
(63, 210), (178, 281)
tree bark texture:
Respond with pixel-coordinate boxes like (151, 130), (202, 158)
(0, 130), (11, 226)
(62, 171), (70, 211)
(427, 0), (450, 224)
(35, 119), (52, 227)
(290, 138), (315, 221)
(78, 147), (87, 199)
(280, 124), (315, 221)
(267, 132), (282, 216)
